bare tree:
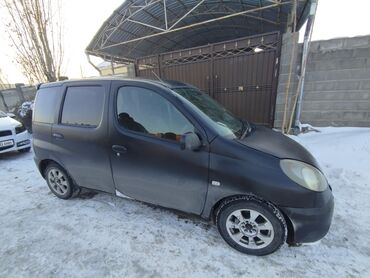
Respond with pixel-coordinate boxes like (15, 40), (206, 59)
(3, 0), (64, 84)
(0, 68), (10, 89)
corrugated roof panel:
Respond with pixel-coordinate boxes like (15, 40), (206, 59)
(87, 0), (311, 61)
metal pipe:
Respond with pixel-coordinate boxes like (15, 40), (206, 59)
(169, 0), (206, 30)
(294, 0), (318, 129)
(127, 19), (166, 32)
(86, 54), (102, 75)
(101, 0), (162, 47)
(163, 0), (168, 30)
(86, 50), (136, 63)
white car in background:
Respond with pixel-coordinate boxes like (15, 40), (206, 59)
(0, 110), (31, 154)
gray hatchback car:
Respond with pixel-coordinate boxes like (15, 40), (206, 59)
(33, 78), (334, 256)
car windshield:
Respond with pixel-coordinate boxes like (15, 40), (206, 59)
(173, 87), (245, 138)
(0, 111), (7, 118)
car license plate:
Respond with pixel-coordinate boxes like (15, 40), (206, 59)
(0, 140), (14, 148)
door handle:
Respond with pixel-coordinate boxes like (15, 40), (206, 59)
(112, 145), (127, 156)
(52, 132), (64, 139)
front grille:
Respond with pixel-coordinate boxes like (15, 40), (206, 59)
(0, 130), (12, 137)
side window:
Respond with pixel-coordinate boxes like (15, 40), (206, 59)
(34, 87), (63, 124)
(116, 86), (194, 142)
(61, 86), (104, 127)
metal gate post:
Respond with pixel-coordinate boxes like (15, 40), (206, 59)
(269, 33), (282, 127)
(289, 0), (318, 129)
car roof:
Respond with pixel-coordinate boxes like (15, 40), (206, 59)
(38, 77), (191, 90)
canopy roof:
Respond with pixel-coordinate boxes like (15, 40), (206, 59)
(86, 0), (311, 62)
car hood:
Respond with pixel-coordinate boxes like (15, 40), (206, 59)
(0, 116), (20, 130)
(237, 125), (320, 169)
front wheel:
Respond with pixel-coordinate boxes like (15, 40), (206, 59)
(216, 196), (287, 256)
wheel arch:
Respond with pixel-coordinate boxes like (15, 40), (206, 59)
(209, 194), (293, 243)
(38, 159), (72, 182)
(39, 159), (56, 178)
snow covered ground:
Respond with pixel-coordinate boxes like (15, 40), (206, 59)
(0, 127), (369, 277)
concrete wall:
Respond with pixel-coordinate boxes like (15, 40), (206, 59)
(274, 34), (370, 128)
(0, 85), (36, 113)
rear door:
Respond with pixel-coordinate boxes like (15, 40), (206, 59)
(109, 81), (209, 214)
(33, 86), (64, 162)
(51, 81), (115, 193)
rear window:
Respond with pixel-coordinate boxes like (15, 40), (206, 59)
(61, 86), (104, 127)
(34, 87), (63, 124)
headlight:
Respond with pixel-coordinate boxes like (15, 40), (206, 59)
(15, 123), (26, 134)
(280, 159), (328, 192)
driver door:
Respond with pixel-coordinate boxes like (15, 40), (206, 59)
(109, 82), (209, 214)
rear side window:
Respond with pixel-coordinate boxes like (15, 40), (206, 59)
(61, 86), (104, 127)
(34, 87), (63, 124)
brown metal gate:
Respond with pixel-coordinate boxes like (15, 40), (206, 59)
(136, 32), (280, 126)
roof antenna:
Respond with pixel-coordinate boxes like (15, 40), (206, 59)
(151, 70), (164, 83)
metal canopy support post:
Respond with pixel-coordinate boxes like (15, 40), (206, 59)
(291, 0), (318, 132)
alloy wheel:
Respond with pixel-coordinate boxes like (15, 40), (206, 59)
(48, 168), (69, 196)
(225, 208), (274, 249)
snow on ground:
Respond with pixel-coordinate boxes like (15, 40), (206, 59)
(0, 127), (370, 278)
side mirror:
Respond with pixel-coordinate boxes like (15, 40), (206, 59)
(180, 132), (202, 151)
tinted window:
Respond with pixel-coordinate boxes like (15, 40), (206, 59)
(173, 87), (243, 138)
(116, 86), (194, 142)
(61, 86), (104, 127)
(34, 87), (63, 123)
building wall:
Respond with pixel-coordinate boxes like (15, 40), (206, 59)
(99, 63), (136, 77)
(100, 65), (128, 76)
(274, 34), (370, 128)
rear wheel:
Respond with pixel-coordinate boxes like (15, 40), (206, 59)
(216, 196), (287, 256)
(45, 163), (74, 199)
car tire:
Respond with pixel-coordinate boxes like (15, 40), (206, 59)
(18, 147), (31, 153)
(44, 163), (75, 200)
(216, 195), (287, 256)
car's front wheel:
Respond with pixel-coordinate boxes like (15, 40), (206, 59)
(45, 163), (75, 199)
(216, 196), (287, 256)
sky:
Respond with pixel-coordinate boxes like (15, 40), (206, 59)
(0, 0), (370, 84)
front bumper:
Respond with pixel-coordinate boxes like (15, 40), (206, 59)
(0, 131), (31, 154)
(281, 193), (334, 244)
